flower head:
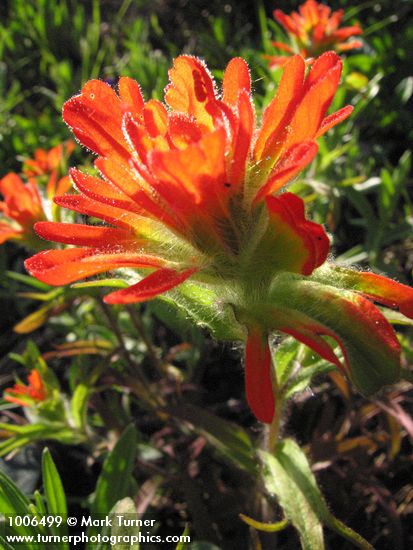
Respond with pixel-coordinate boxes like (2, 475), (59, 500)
(0, 173), (47, 248)
(23, 140), (75, 177)
(27, 51), (349, 289)
(268, 0), (363, 67)
(4, 369), (48, 407)
(1, 143), (74, 249)
(26, 53), (413, 424)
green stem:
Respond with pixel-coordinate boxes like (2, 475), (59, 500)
(326, 516), (375, 550)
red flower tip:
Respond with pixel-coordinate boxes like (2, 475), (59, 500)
(245, 328), (275, 424)
(266, 193), (329, 275)
(4, 369), (48, 407)
(103, 268), (198, 305)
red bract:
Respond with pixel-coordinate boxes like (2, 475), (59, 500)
(4, 369), (47, 407)
(26, 53), (413, 424)
(268, 0), (363, 67)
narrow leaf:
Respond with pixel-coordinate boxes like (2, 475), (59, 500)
(259, 439), (327, 549)
(70, 383), (90, 430)
(239, 513), (289, 532)
(42, 448), (69, 544)
(6, 271), (51, 290)
(168, 404), (256, 473)
(0, 470), (40, 542)
(71, 278), (129, 289)
(173, 525), (191, 549)
(110, 497), (140, 549)
(34, 490), (47, 516)
(0, 535), (15, 550)
(89, 424), (138, 539)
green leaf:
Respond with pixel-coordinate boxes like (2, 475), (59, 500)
(71, 279), (129, 289)
(379, 167), (397, 222)
(274, 337), (300, 387)
(0, 469), (41, 543)
(70, 383), (90, 430)
(318, 143), (350, 172)
(239, 513), (289, 532)
(168, 404), (256, 473)
(13, 303), (55, 334)
(275, 338), (335, 398)
(0, 436), (33, 456)
(175, 525), (191, 549)
(0, 535), (15, 550)
(0, 422), (64, 436)
(16, 290), (61, 301)
(284, 362), (334, 400)
(396, 77), (413, 104)
(257, 0), (271, 53)
(345, 71), (368, 92)
(42, 448), (68, 516)
(33, 490), (47, 516)
(0, 469), (31, 514)
(397, 150), (411, 182)
(260, 440), (374, 550)
(89, 424), (138, 538)
(381, 308), (413, 326)
(344, 187), (377, 233)
(0, 423), (83, 457)
(42, 448), (69, 544)
(326, 516), (374, 550)
(109, 497), (140, 549)
(269, 273), (401, 395)
(259, 439), (327, 550)
(6, 271), (51, 290)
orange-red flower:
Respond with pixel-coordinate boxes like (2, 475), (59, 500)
(26, 53), (413, 424)
(4, 369), (48, 407)
(268, 0), (363, 67)
(0, 173), (46, 247)
(24, 140), (75, 177)
(1, 142), (75, 248)
(27, 52), (349, 289)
